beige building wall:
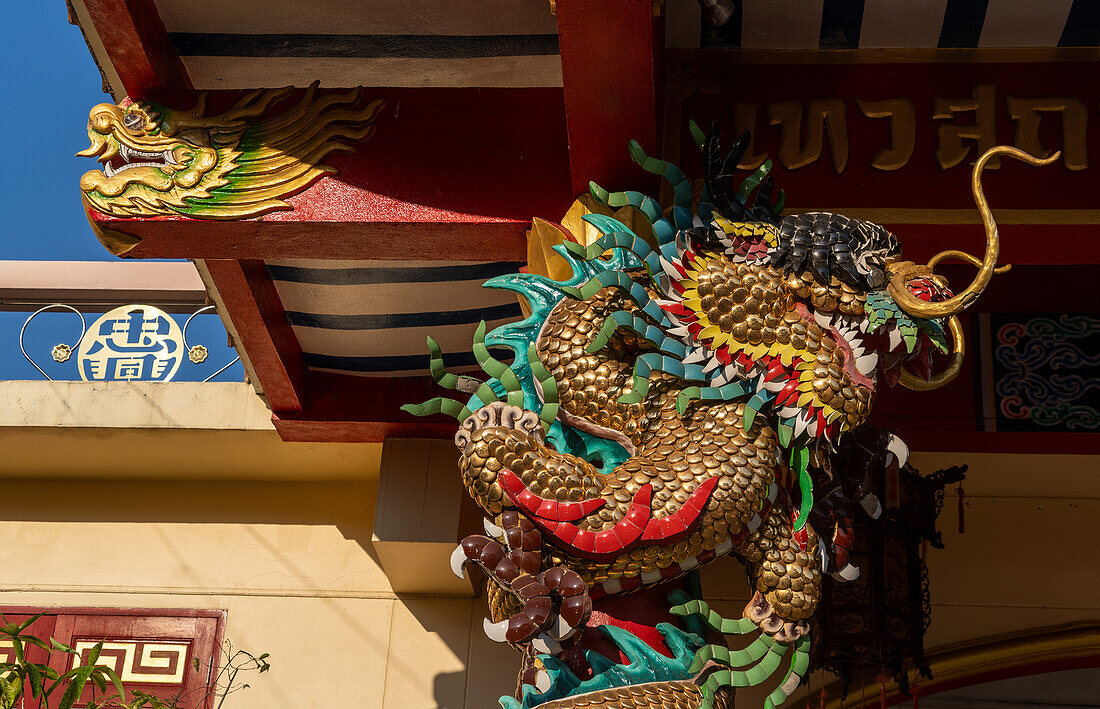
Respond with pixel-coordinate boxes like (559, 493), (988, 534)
(0, 381), (516, 708)
(1, 381), (1096, 707)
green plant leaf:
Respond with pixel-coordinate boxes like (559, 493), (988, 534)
(1, 674), (23, 709)
(58, 665), (95, 709)
(50, 638), (77, 655)
(87, 640), (104, 666)
(15, 615), (45, 634)
(20, 635), (50, 653)
(100, 665), (125, 699)
(25, 662), (43, 698)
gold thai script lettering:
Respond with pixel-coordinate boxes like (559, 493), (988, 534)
(725, 86), (1089, 173)
(1007, 97), (1087, 170)
(767, 99), (849, 173)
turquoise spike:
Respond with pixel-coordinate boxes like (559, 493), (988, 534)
(743, 391), (772, 431)
(763, 638), (810, 709)
(527, 343), (559, 432)
(688, 120), (707, 150)
(778, 421), (794, 447)
(428, 336), (500, 405)
(400, 398), (472, 422)
(671, 205), (694, 230)
(676, 386), (702, 416)
(677, 382), (751, 417)
(588, 311), (686, 358)
(620, 353), (707, 404)
(573, 220), (666, 279)
(743, 642), (789, 685)
(651, 217), (676, 246)
(772, 189), (786, 216)
(561, 272), (676, 330)
(628, 139), (693, 208)
(737, 159), (773, 201)
(472, 321), (524, 408)
(427, 337), (460, 389)
(791, 445), (812, 532)
(589, 181), (663, 224)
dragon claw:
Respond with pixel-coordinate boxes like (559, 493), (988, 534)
(744, 592), (811, 643)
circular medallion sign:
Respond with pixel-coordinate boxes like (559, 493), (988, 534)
(77, 305), (184, 382)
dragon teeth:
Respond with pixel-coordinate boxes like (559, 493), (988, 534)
(856, 352), (878, 375)
(889, 327), (903, 351)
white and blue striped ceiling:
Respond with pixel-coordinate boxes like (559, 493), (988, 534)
(153, 0), (1099, 90)
(695, 0), (1100, 50)
(267, 260), (523, 377)
(154, 0), (562, 88)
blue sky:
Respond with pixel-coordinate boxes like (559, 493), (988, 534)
(1, 4), (242, 381)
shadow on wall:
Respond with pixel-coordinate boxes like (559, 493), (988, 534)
(1, 478), (382, 566)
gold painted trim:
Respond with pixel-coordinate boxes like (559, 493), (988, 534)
(673, 48), (1100, 64)
(823, 621), (1100, 709)
(784, 208), (1100, 225)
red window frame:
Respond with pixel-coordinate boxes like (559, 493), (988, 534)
(1, 607), (225, 709)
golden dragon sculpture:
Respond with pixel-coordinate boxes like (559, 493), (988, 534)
(407, 126), (1054, 709)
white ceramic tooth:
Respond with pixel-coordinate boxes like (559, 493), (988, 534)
(483, 517), (504, 538)
(483, 617), (509, 643)
(714, 537), (733, 556)
(679, 556), (698, 571)
(834, 564), (861, 581)
(814, 311), (831, 327)
(887, 434), (910, 468)
(450, 545), (469, 579)
(532, 635), (562, 655)
(555, 615), (576, 640)
(889, 327), (903, 351)
(860, 494), (882, 519)
(535, 670), (552, 692)
(641, 570), (662, 585)
(601, 579), (623, 595)
(856, 352), (878, 375)
(683, 348), (707, 365)
(793, 412), (809, 437)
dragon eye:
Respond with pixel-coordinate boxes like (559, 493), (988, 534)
(122, 112), (144, 133)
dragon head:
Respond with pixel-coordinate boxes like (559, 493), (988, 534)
(78, 83), (383, 221)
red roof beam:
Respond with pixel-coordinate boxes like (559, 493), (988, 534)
(77, 0), (191, 99)
(556, 0), (663, 197)
(198, 259), (306, 413)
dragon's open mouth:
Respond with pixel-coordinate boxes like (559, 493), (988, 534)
(802, 307), (878, 390)
(101, 144), (178, 178)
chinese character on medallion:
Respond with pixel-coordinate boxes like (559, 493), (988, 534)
(77, 305), (184, 382)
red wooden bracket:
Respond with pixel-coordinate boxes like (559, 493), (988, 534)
(272, 372), (457, 442)
(202, 259), (306, 413)
(81, 0), (191, 99)
(556, 0), (663, 196)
